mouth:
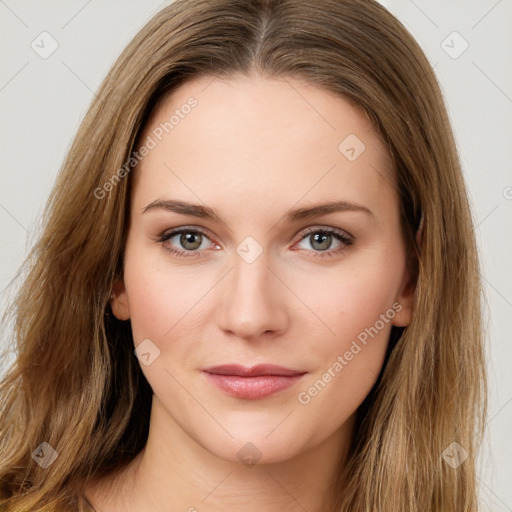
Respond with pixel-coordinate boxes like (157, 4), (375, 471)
(201, 364), (308, 399)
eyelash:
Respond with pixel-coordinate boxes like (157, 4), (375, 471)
(157, 226), (354, 259)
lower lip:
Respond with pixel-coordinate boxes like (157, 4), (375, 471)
(203, 372), (306, 399)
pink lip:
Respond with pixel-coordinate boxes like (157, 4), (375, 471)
(202, 364), (307, 399)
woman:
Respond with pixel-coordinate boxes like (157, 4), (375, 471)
(0, 0), (487, 510)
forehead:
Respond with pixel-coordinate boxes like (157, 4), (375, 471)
(131, 74), (396, 221)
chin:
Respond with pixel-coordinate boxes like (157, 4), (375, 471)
(200, 429), (307, 467)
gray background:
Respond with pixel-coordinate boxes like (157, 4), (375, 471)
(0, 0), (511, 509)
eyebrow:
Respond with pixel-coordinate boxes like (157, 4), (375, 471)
(142, 199), (373, 221)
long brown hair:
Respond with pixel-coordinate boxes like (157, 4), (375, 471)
(0, 0), (487, 510)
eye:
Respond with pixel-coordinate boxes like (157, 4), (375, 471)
(157, 226), (354, 259)
(294, 227), (353, 258)
(157, 227), (218, 258)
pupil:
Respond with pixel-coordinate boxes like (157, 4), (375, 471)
(181, 232), (201, 250)
(312, 233), (331, 251)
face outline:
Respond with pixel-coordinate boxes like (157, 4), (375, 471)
(111, 72), (415, 468)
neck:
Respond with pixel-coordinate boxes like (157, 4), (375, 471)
(85, 395), (355, 512)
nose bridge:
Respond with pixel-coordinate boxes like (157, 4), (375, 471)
(232, 249), (272, 299)
(218, 242), (287, 339)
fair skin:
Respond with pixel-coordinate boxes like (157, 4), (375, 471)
(85, 73), (415, 512)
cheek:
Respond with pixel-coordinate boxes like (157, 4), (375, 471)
(120, 235), (188, 341)
(123, 263), (202, 346)
(293, 253), (402, 348)
(121, 233), (403, 451)
(291, 256), (402, 434)
(124, 237), (404, 351)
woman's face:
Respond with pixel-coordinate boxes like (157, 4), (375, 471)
(112, 73), (414, 465)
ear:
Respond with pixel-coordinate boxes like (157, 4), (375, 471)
(110, 278), (130, 321)
(393, 222), (422, 327)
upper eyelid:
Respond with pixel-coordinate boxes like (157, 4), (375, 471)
(299, 226), (353, 240)
(160, 226), (216, 243)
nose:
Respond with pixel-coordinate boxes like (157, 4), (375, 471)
(217, 248), (289, 341)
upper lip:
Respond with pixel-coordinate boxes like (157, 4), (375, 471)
(202, 364), (307, 377)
